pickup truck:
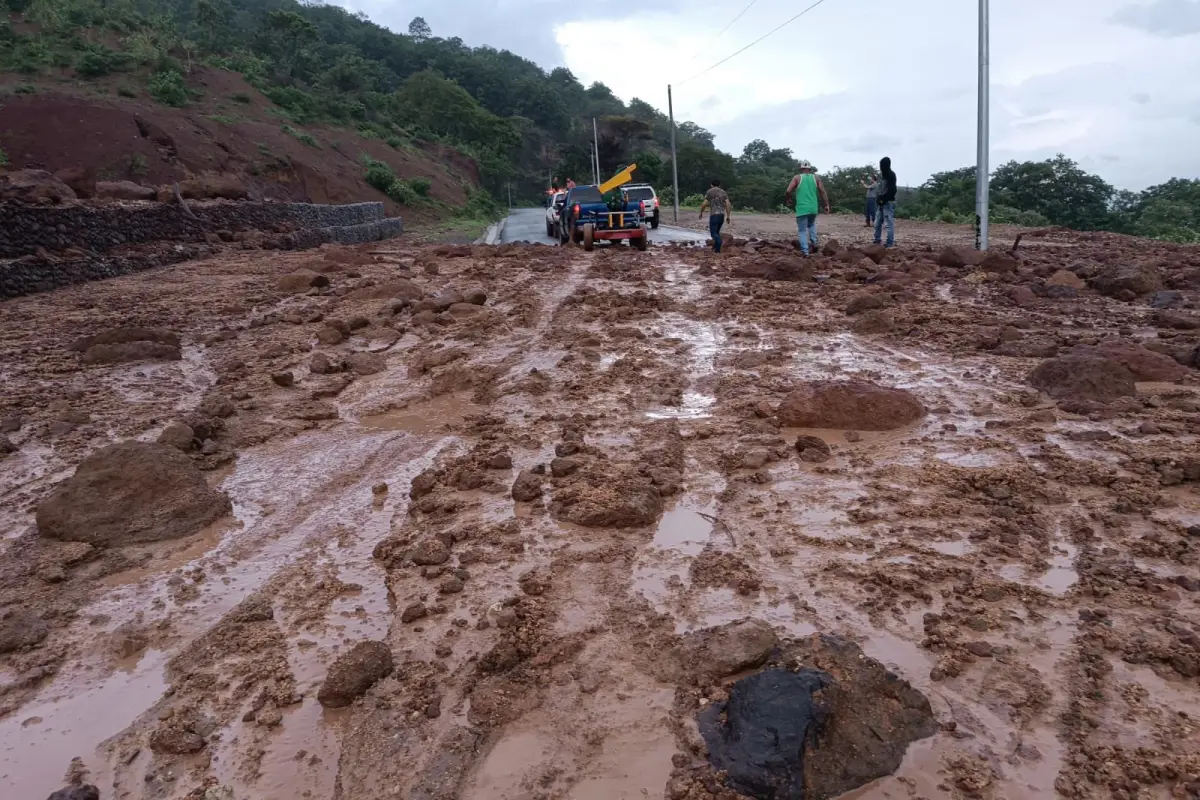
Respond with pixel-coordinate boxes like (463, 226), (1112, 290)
(556, 185), (649, 251)
(545, 191), (565, 237)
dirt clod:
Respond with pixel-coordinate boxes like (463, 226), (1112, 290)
(316, 640), (394, 708)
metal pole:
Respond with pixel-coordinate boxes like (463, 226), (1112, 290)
(975, 0), (990, 251)
(668, 84), (680, 223)
(592, 117), (601, 184)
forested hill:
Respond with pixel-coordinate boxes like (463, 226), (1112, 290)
(3, 0), (1198, 240)
(0, 0), (744, 203)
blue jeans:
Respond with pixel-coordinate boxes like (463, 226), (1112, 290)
(865, 196), (877, 225)
(709, 213), (725, 252)
(873, 201), (895, 246)
(796, 214), (817, 255)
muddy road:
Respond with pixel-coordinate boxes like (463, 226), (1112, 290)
(1, 232), (1199, 800)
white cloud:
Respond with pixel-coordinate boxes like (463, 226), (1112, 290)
(329, 0), (1200, 189)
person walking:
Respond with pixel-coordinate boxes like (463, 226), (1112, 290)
(873, 157), (897, 247)
(698, 179), (733, 253)
(860, 172), (878, 228)
(785, 161), (830, 256)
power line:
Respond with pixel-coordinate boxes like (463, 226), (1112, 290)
(685, 0), (759, 64)
(679, 0), (834, 86)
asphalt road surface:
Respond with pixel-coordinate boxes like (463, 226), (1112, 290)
(499, 207), (707, 246)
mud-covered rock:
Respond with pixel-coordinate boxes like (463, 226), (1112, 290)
(1072, 340), (1188, 382)
(178, 175), (248, 201)
(550, 469), (662, 528)
(1047, 269), (1086, 289)
(81, 340), (182, 364)
(1092, 263), (1163, 298)
(71, 327), (180, 353)
(0, 608), (49, 653)
(462, 287), (488, 305)
(309, 352), (344, 374)
(844, 292), (890, 316)
(410, 538), (450, 566)
(347, 352), (387, 375)
(1028, 353), (1137, 404)
(0, 169), (77, 205)
(698, 634), (937, 800)
(198, 391), (236, 418)
(317, 640), (394, 708)
(95, 180), (156, 201)
(1155, 310), (1200, 331)
(777, 380), (925, 431)
(157, 422), (195, 451)
(936, 246), (985, 269)
(37, 441), (231, 547)
(276, 269), (328, 293)
(149, 725), (206, 755)
(852, 308), (895, 334)
(678, 619), (778, 683)
(511, 469), (543, 502)
(347, 279), (423, 302)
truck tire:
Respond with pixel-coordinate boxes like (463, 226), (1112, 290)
(634, 228), (648, 251)
(583, 223), (595, 252)
(546, 220), (553, 237)
(651, 212), (660, 230)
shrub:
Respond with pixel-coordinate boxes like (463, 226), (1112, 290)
(13, 83), (37, 94)
(386, 135), (404, 150)
(117, 84), (137, 98)
(232, 92), (252, 104)
(148, 69), (189, 107)
(457, 188), (503, 220)
(76, 46), (128, 77)
(409, 177), (431, 197)
(126, 153), (147, 177)
(0, 147), (8, 167)
(682, 193), (705, 207)
(386, 180), (419, 205)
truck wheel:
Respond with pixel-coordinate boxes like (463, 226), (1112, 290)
(651, 212), (660, 230)
(546, 220), (553, 237)
(634, 228), (648, 251)
(582, 223), (595, 252)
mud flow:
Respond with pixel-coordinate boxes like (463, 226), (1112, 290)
(1, 234), (1199, 800)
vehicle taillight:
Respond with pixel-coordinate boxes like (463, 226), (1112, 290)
(639, 201), (645, 214)
(573, 204), (580, 217)
(654, 197), (660, 208)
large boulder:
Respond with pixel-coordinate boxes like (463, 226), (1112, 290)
(698, 635), (937, 800)
(776, 381), (925, 431)
(37, 441), (231, 547)
(1092, 263), (1163, 299)
(1072, 340), (1188, 382)
(1028, 353), (1136, 403)
(54, 166), (96, 199)
(95, 180), (156, 201)
(0, 169), (77, 204)
(178, 175), (248, 200)
(317, 640), (394, 708)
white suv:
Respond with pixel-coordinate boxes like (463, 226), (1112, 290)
(545, 192), (565, 237)
(622, 184), (660, 229)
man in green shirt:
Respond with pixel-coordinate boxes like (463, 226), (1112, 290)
(785, 161), (830, 256)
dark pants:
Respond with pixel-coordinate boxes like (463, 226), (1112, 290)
(865, 196), (877, 225)
(709, 213), (725, 252)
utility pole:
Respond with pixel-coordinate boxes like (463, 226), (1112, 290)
(668, 84), (680, 224)
(592, 117), (601, 184)
(975, 0), (990, 251)
(507, 182), (512, 210)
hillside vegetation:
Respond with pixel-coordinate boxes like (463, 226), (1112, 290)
(2, 0), (1198, 240)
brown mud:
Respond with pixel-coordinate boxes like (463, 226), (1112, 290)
(1, 230), (1199, 800)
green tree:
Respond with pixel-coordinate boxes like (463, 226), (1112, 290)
(991, 154), (1113, 230)
(408, 16), (431, 42)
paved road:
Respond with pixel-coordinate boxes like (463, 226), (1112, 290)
(499, 207), (706, 246)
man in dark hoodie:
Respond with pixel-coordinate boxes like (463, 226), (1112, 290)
(873, 156), (897, 247)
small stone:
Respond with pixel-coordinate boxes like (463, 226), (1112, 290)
(410, 538), (450, 566)
(964, 641), (994, 657)
(316, 641), (394, 708)
(272, 372), (295, 387)
(439, 576), (465, 594)
(487, 452), (513, 470)
(843, 430), (862, 443)
(401, 603), (428, 623)
(511, 470), (543, 502)
(316, 325), (344, 346)
(256, 707), (283, 728)
(981, 586), (1005, 602)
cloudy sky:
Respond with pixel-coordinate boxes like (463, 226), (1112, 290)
(337, 0), (1200, 190)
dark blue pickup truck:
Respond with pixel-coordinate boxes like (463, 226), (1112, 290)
(555, 185), (649, 251)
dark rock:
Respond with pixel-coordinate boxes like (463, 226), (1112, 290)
(550, 457), (581, 478)
(511, 469), (543, 502)
(777, 380), (925, 431)
(844, 292), (891, 316)
(462, 287), (488, 305)
(1150, 290), (1185, 309)
(964, 641), (995, 657)
(317, 640), (394, 708)
(37, 441), (231, 547)
(95, 180), (156, 201)
(486, 452), (513, 470)
(0, 608), (49, 653)
(1155, 310), (1200, 330)
(795, 435), (832, 463)
(1072, 340), (1188, 382)
(316, 325), (345, 345)
(698, 635), (937, 800)
(0, 416), (21, 433)
(272, 371), (295, 387)
(0, 169), (77, 205)
(410, 538), (450, 566)
(198, 392), (236, 418)
(401, 602), (428, 623)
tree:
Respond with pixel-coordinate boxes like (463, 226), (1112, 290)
(677, 121), (715, 147)
(991, 154), (1113, 230)
(739, 139), (771, 164)
(631, 151), (663, 186)
(408, 16), (431, 41)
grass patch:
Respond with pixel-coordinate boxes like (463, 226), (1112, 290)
(281, 124), (319, 147)
(117, 84), (137, 98)
(208, 114), (238, 125)
(232, 92), (252, 104)
(13, 84), (37, 94)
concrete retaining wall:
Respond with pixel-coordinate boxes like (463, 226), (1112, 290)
(0, 203), (403, 300)
(0, 201), (388, 258)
